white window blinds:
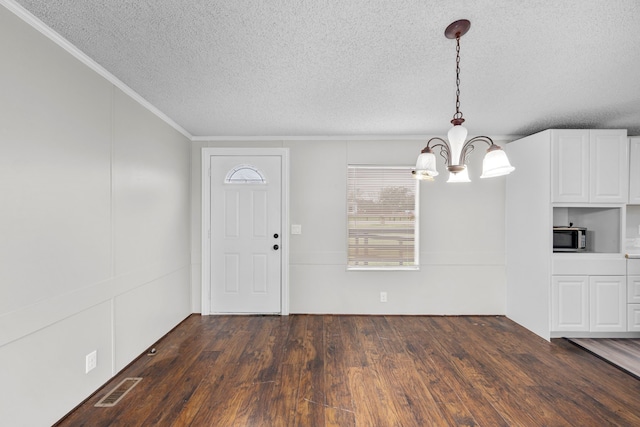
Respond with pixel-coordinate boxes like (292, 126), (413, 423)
(347, 166), (419, 270)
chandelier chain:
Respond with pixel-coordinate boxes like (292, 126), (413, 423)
(454, 35), (463, 120)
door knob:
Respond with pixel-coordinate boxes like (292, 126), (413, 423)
(273, 244), (279, 250)
(273, 233), (279, 239)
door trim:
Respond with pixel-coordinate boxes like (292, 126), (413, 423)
(201, 147), (289, 315)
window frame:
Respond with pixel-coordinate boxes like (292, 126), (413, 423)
(346, 165), (420, 271)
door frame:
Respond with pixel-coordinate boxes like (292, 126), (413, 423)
(201, 147), (290, 315)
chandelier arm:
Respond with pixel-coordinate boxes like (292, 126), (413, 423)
(425, 137), (449, 148)
(437, 147), (451, 166)
(425, 137), (451, 165)
(461, 144), (476, 165)
(465, 135), (495, 148)
(457, 135), (496, 164)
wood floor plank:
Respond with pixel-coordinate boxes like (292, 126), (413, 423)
(370, 317), (448, 426)
(354, 316), (408, 424)
(143, 350), (221, 426)
(430, 317), (550, 426)
(545, 339), (640, 426)
(211, 318), (290, 425)
(244, 317), (293, 426)
(294, 315), (326, 427)
(381, 317), (467, 426)
(411, 317), (508, 426)
(274, 315), (308, 426)
(55, 314), (640, 427)
(323, 315), (356, 427)
(186, 319), (265, 426)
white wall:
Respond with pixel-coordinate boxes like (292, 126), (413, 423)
(0, 6), (191, 426)
(192, 138), (507, 315)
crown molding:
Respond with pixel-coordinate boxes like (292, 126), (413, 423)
(1, 0), (192, 140)
(191, 134), (523, 142)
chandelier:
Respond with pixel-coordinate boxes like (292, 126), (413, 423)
(413, 19), (515, 183)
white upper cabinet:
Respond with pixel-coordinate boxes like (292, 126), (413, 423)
(552, 130), (590, 202)
(590, 130), (629, 203)
(629, 137), (640, 204)
(551, 129), (628, 203)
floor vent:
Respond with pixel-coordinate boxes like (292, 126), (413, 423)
(95, 377), (142, 407)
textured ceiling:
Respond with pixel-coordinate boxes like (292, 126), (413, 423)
(9, 0), (640, 138)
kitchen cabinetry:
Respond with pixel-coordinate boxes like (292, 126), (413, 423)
(630, 137), (640, 204)
(551, 273), (626, 333)
(628, 274), (640, 303)
(589, 276), (626, 331)
(628, 305), (640, 331)
(506, 129), (630, 340)
(552, 276), (588, 331)
(552, 129), (628, 204)
(628, 258), (640, 331)
(552, 131), (588, 202)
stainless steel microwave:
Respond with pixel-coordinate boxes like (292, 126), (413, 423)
(553, 227), (587, 252)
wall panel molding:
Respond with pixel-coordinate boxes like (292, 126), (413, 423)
(0, 262), (190, 348)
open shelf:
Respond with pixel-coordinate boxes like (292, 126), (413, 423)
(553, 206), (621, 253)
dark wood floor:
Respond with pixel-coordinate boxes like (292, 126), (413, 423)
(56, 315), (640, 426)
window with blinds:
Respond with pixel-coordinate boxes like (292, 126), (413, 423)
(347, 166), (419, 270)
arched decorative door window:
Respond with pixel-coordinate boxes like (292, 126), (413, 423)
(224, 165), (267, 184)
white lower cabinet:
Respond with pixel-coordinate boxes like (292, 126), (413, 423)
(628, 275), (640, 303)
(552, 276), (589, 332)
(552, 275), (626, 332)
(627, 266), (640, 331)
(589, 276), (626, 332)
(628, 304), (640, 331)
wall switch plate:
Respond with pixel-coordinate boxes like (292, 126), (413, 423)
(291, 224), (302, 235)
(380, 292), (387, 303)
(85, 350), (97, 374)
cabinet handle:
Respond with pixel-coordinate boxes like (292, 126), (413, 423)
(273, 244), (279, 250)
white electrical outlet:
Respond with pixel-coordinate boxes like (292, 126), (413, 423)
(380, 291), (387, 303)
(85, 350), (97, 374)
(291, 224), (302, 235)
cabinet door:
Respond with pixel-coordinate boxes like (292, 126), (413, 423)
(628, 304), (640, 331)
(630, 138), (640, 204)
(589, 276), (626, 332)
(628, 276), (640, 303)
(552, 276), (589, 331)
(552, 130), (589, 203)
(589, 130), (628, 203)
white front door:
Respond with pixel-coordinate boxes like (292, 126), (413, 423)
(208, 154), (282, 313)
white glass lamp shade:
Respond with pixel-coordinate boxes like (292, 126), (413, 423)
(446, 166), (471, 183)
(480, 147), (515, 178)
(447, 124), (468, 167)
(415, 151), (439, 179)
